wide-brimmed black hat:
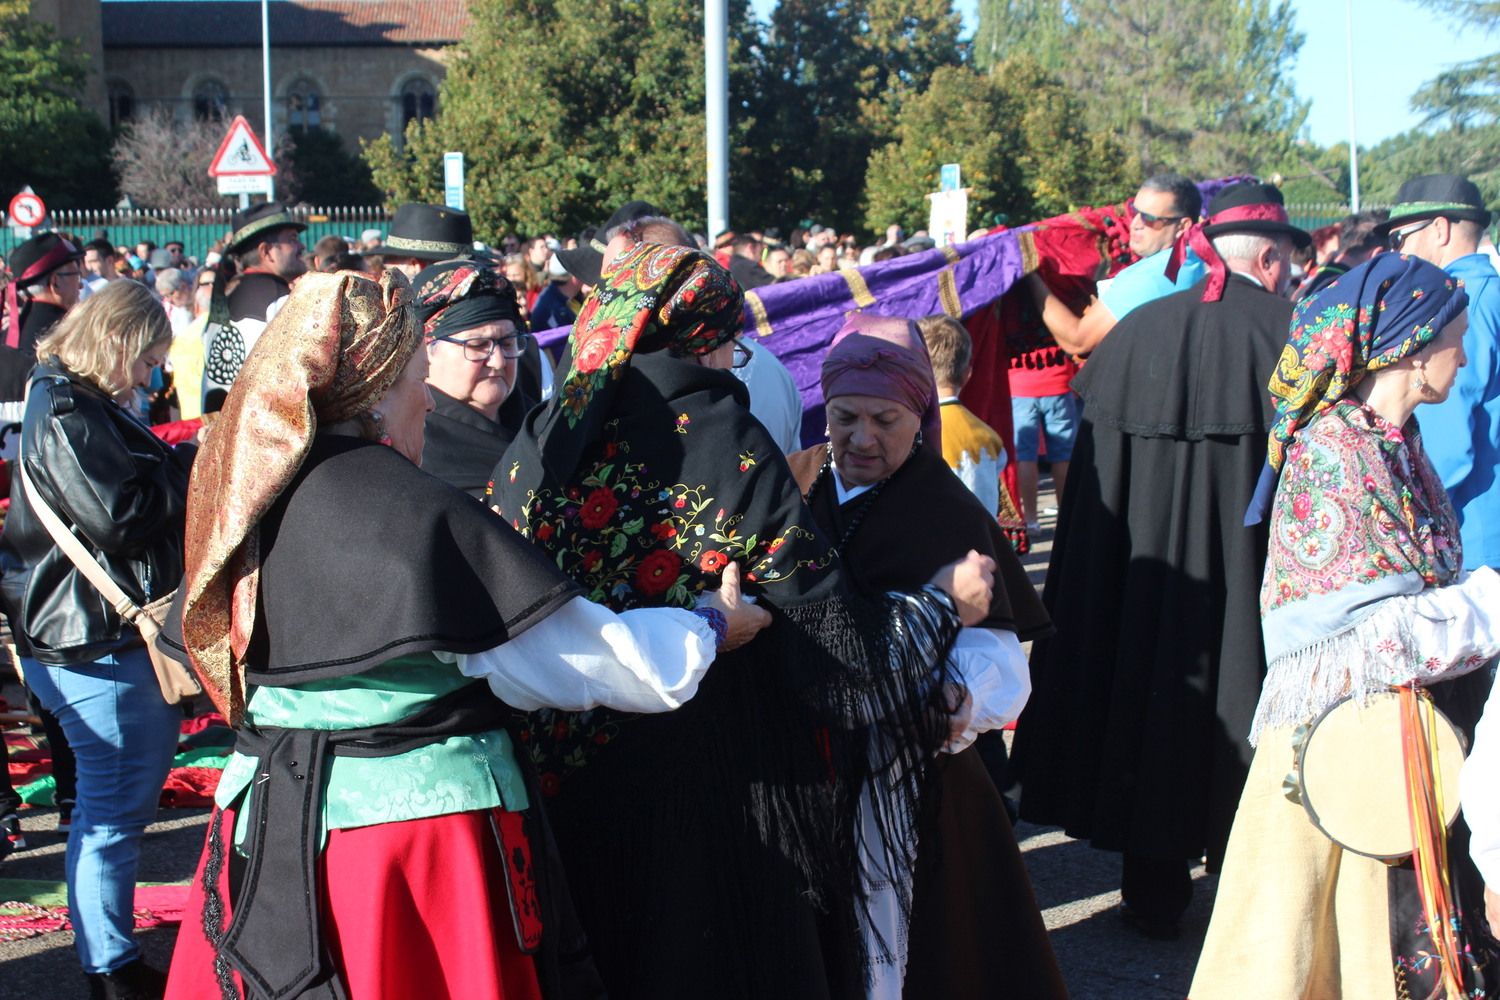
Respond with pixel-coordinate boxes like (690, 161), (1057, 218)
(9, 232), (83, 284)
(226, 201), (307, 256)
(384, 203), (473, 262)
(1200, 182), (1311, 248)
(1377, 174), (1492, 235)
(555, 199), (660, 286)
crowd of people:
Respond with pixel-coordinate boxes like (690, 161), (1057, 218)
(0, 168), (1496, 1000)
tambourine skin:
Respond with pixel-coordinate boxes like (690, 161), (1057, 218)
(1296, 689), (1467, 861)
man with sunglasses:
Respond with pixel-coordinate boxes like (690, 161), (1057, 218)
(1024, 174), (1206, 358)
(1381, 174), (1500, 569)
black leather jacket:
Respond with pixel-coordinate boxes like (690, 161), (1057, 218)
(0, 361), (194, 666)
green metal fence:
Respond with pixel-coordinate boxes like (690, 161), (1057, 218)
(0, 206), (389, 263)
(0, 203), (1387, 262)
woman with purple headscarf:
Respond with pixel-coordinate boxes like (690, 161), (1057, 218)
(492, 244), (1001, 999)
(787, 314), (1063, 1000)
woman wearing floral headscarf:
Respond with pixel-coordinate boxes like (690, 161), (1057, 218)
(491, 242), (998, 999)
(1192, 254), (1500, 999)
(159, 268), (769, 1000)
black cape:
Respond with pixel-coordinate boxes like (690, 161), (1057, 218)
(161, 434), (581, 684)
(421, 387), (519, 499)
(1013, 275), (1290, 870)
(493, 352), (961, 1000)
(791, 445), (1066, 1000)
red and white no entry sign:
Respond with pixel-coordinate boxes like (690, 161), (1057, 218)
(8, 192), (45, 228)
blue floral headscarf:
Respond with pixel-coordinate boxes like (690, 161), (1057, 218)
(1244, 253), (1468, 525)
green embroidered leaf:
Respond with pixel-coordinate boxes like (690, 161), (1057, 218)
(610, 532), (629, 557)
(621, 517), (645, 536)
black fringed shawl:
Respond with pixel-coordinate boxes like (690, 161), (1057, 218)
(493, 349), (963, 996)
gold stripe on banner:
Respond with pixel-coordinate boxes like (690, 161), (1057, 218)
(938, 269), (962, 318)
(1018, 231), (1040, 274)
(941, 244), (961, 265)
(840, 268), (877, 308)
(744, 290), (773, 338)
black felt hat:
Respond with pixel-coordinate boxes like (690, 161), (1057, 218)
(226, 202), (307, 256)
(554, 199), (661, 286)
(1200, 182), (1311, 248)
(9, 232), (83, 284)
(1378, 174), (1492, 234)
(384, 203), (474, 262)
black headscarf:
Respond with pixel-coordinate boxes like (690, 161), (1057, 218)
(413, 259), (527, 341)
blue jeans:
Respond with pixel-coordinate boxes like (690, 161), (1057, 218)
(1010, 393), (1079, 462)
(21, 647), (180, 973)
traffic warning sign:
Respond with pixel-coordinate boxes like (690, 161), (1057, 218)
(208, 116), (277, 177)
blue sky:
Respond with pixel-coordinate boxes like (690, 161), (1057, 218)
(745, 0), (1493, 147)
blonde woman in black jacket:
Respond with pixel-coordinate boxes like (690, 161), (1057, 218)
(1, 279), (193, 1000)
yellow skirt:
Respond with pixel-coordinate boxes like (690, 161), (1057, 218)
(1190, 724), (1396, 1000)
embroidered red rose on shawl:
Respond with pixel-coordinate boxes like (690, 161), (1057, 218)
(699, 550), (729, 573)
(636, 549), (683, 596)
(580, 487), (619, 529)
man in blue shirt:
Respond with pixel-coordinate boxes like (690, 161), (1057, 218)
(1026, 173), (1208, 356)
(1386, 174), (1500, 568)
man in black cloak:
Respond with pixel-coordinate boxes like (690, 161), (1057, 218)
(1012, 182), (1309, 938)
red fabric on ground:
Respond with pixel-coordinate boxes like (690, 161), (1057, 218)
(158, 767), (223, 808)
(179, 712), (229, 736)
(167, 807), (545, 1000)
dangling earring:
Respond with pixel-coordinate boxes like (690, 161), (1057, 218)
(1412, 368), (1430, 395)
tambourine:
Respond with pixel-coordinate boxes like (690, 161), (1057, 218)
(1295, 689), (1467, 861)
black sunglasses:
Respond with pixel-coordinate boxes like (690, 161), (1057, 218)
(1388, 217), (1438, 251)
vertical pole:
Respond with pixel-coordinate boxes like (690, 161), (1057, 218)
(704, 0), (729, 239)
(262, 0), (276, 202)
(1344, 0), (1359, 212)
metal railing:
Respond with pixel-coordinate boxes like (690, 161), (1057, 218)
(0, 206), (389, 262)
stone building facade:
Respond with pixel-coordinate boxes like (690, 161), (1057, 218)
(32, 0), (467, 149)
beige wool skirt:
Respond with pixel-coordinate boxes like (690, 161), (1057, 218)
(1190, 724), (1396, 1000)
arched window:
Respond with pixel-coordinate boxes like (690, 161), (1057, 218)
(400, 77), (436, 130)
(107, 79), (135, 129)
(193, 78), (229, 122)
(287, 78), (321, 130)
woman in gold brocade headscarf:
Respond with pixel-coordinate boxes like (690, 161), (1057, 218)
(159, 267), (768, 1000)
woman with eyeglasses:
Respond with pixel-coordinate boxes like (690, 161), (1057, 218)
(413, 260), (537, 498)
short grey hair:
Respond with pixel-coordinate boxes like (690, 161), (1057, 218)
(155, 267), (187, 294)
(1210, 232), (1284, 263)
(613, 215), (692, 248)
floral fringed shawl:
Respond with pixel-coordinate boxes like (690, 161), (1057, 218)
(1250, 401), (1500, 743)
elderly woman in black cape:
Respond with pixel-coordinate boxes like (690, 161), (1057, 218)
(413, 260), (540, 498)
(785, 314), (1065, 1000)
(490, 241), (997, 999)
(158, 267), (769, 1000)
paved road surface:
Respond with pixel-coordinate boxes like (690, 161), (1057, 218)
(0, 480), (1217, 998)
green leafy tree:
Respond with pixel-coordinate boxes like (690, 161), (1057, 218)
(737, 0), (961, 231)
(0, 0), (116, 209)
(365, 0), (761, 241)
(863, 60), (1130, 235)
(283, 127), (381, 207)
(971, 0), (1306, 182)
(973, 0), (1067, 74)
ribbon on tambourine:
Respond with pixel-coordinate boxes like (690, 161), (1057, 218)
(1164, 202), (1296, 303)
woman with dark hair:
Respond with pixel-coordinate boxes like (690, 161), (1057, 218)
(786, 315), (1064, 1000)
(1, 279), (189, 998)
(159, 268), (768, 1000)
(491, 242), (997, 999)
(1192, 254), (1500, 999)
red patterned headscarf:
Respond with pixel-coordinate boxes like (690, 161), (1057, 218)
(180, 269), (420, 724)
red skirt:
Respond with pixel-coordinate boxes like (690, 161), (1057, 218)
(166, 806), (544, 1000)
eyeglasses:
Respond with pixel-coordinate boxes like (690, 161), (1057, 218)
(434, 332), (533, 361)
(731, 338), (753, 369)
(1133, 209), (1185, 228)
(1388, 217), (1438, 251)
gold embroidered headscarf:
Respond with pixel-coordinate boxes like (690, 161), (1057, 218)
(181, 269), (420, 724)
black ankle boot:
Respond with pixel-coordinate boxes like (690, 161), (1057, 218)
(85, 958), (168, 1000)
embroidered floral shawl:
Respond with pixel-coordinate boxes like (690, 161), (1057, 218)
(1250, 400), (1463, 739)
